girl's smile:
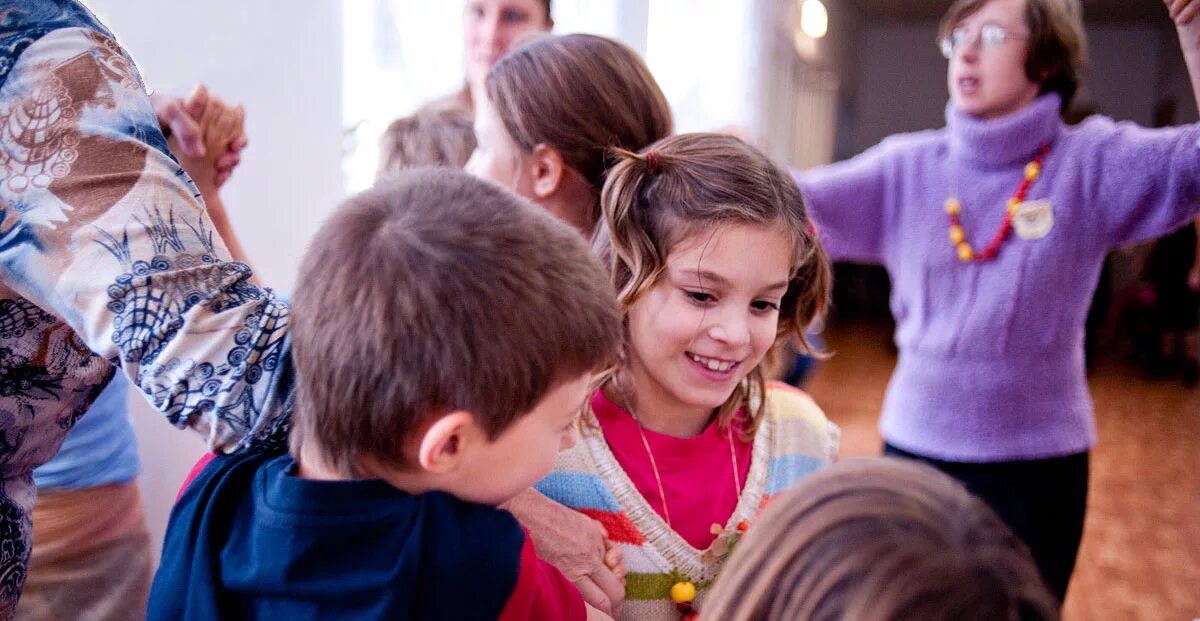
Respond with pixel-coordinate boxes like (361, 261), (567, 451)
(623, 222), (792, 436)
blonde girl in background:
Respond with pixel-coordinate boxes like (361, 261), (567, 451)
(376, 107), (478, 180)
(534, 133), (840, 621)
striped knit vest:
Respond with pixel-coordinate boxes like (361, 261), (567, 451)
(535, 383), (840, 621)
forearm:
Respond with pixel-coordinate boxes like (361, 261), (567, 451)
(200, 192), (257, 281)
(792, 148), (891, 264)
(586, 603), (614, 621)
(1176, 15), (1200, 112)
(502, 486), (556, 524)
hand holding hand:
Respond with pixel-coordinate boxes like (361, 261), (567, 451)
(153, 84), (248, 189)
(1167, 0), (1200, 27)
(506, 488), (626, 618)
(152, 84), (207, 157)
(170, 90), (245, 195)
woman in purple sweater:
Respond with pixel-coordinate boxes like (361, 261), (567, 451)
(794, 0), (1200, 602)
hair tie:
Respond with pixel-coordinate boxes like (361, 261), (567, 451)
(645, 151), (660, 175)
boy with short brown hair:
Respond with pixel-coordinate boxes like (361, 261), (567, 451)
(148, 168), (621, 621)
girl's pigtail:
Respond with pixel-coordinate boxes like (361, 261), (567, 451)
(599, 147), (666, 309)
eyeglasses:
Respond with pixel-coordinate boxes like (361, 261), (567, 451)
(939, 22), (1028, 59)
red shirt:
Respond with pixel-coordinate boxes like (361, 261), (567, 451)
(178, 451), (218, 500)
(499, 529), (585, 620)
(592, 390), (752, 549)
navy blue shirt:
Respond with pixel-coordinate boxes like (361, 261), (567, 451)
(148, 452), (527, 620)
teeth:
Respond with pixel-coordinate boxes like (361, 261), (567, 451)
(688, 353), (735, 373)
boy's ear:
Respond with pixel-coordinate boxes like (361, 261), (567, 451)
(529, 143), (567, 200)
(416, 411), (479, 473)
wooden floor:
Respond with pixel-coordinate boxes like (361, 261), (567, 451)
(803, 321), (1200, 621)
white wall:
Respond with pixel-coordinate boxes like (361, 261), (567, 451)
(83, 0), (344, 560)
(86, 0), (344, 294)
(646, 0), (760, 133)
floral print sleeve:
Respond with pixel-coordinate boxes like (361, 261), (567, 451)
(0, 3), (294, 615)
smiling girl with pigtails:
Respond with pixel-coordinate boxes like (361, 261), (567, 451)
(534, 133), (840, 621)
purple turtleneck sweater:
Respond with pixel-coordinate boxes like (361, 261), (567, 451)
(795, 94), (1200, 462)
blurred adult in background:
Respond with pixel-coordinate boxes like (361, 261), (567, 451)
(793, 0), (1200, 602)
(428, 0), (554, 116)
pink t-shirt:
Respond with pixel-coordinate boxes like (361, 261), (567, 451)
(592, 391), (752, 550)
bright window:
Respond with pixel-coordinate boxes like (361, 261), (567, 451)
(342, 0), (766, 192)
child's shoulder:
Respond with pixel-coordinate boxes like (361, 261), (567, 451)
(430, 490), (526, 537)
(537, 413), (622, 511)
(764, 381), (827, 426)
(755, 382), (840, 501)
(761, 381), (840, 463)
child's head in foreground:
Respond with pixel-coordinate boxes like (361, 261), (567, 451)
(594, 132), (831, 433)
(703, 457), (1060, 621)
(289, 167), (622, 505)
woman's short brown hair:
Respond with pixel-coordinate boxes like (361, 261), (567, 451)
(703, 458), (1060, 621)
(485, 33), (672, 227)
(594, 133), (831, 437)
(290, 167), (621, 475)
(939, 0), (1086, 110)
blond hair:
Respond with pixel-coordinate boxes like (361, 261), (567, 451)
(485, 33), (672, 228)
(290, 168), (622, 475)
(595, 133), (831, 436)
(939, 0), (1086, 109)
(703, 458), (1059, 621)
(376, 108), (476, 179)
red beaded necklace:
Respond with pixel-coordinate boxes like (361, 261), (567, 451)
(944, 143), (1049, 262)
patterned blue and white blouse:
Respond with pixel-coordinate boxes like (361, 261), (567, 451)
(0, 2), (294, 616)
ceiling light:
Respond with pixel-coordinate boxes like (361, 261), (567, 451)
(800, 0), (828, 39)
